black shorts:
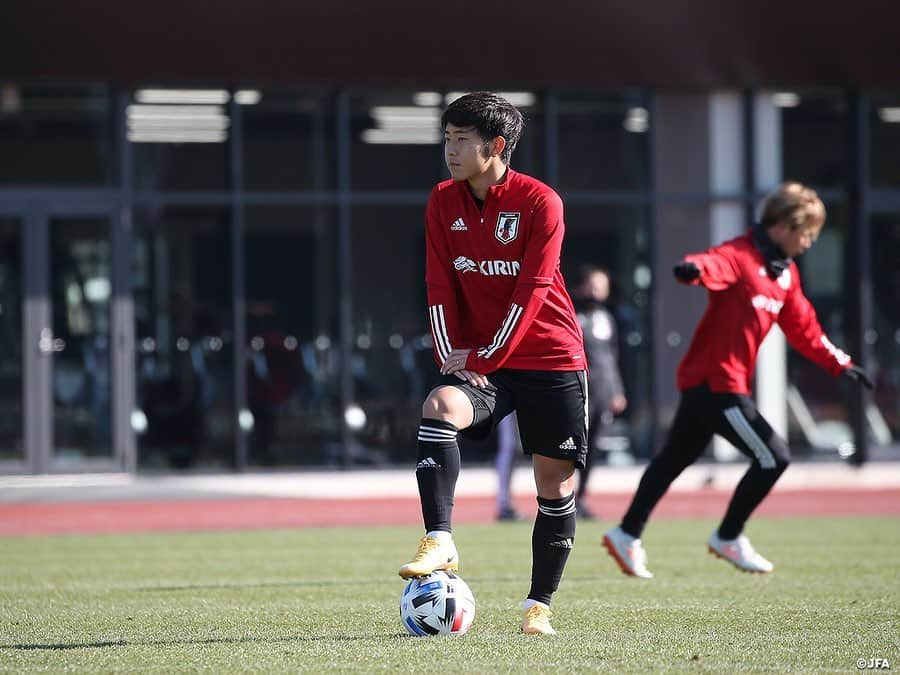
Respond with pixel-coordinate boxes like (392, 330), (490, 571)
(435, 369), (589, 468)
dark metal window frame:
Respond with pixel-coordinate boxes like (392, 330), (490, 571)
(0, 86), (888, 472)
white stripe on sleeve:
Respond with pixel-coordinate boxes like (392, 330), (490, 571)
(429, 305), (452, 362)
(477, 303), (523, 359)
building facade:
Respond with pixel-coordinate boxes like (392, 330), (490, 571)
(1, 3), (899, 473)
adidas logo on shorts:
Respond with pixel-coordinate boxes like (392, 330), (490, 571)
(558, 437), (576, 450)
(416, 457), (441, 469)
(550, 538), (574, 549)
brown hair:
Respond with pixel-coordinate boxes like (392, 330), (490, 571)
(760, 182), (826, 230)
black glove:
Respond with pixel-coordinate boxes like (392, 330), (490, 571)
(843, 365), (874, 390)
(673, 261), (701, 283)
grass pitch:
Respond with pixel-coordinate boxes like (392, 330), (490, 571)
(1, 516), (898, 673)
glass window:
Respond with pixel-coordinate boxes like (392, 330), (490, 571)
(129, 88), (229, 191)
(244, 206), (342, 466)
(787, 201), (851, 454)
(870, 91), (900, 188)
(506, 92), (544, 179)
(350, 89), (545, 191)
(562, 204), (654, 458)
(350, 91), (445, 190)
(870, 213), (900, 448)
(133, 206), (235, 469)
(350, 205), (429, 463)
(0, 219), (23, 461)
(557, 91), (651, 190)
(51, 217), (113, 463)
(243, 89), (336, 190)
(780, 89), (848, 187)
(0, 84), (113, 185)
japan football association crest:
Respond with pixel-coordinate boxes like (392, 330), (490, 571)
(495, 212), (520, 245)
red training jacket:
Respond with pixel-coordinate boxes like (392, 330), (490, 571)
(425, 168), (585, 374)
(677, 231), (853, 394)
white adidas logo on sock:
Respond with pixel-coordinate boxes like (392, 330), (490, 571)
(558, 437), (576, 450)
(416, 457), (441, 469)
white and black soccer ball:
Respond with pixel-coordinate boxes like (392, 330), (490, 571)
(399, 570), (476, 637)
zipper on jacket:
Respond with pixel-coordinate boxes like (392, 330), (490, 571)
(479, 190), (488, 228)
(467, 188), (486, 228)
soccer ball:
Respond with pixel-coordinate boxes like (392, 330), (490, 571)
(399, 570), (476, 637)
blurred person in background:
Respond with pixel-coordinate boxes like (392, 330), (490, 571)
(494, 412), (523, 521)
(603, 182), (873, 578)
(571, 266), (627, 520)
(398, 92), (588, 635)
(246, 302), (302, 466)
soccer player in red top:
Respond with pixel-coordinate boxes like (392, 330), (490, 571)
(397, 92), (588, 635)
(603, 182), (873, 578)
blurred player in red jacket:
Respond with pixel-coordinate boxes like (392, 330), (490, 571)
(603, 182), (873, 578)
(397, 92), (587, 636)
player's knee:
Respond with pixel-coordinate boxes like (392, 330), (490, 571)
(421, 390), (451, 418)
(422, 387), (471, 428)
(533, 457), (576, 498)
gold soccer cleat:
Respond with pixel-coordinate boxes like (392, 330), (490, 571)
(521, 604), (556, 635)
(398, 536), (459, 579)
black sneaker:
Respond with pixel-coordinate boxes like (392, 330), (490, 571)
(578, 504), (597, 520)
(497, 505), (523, 522)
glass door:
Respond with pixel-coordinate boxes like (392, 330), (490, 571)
(0, 217), (24, 469)
(243, 206), (342, 466)
(132, 206), (235, 470)
(871, 212), (900, 453)
(14, 206), (124, 473)
(48, 215), (115, 467)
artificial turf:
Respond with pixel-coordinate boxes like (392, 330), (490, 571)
(1, 516), (898, 672)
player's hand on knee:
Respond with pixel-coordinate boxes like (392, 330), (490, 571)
(453, 369), (488, 388)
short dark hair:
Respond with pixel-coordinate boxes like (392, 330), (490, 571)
(441, 92), (524, 164)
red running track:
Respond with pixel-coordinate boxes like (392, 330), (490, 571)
(1, 488), (898, 536)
